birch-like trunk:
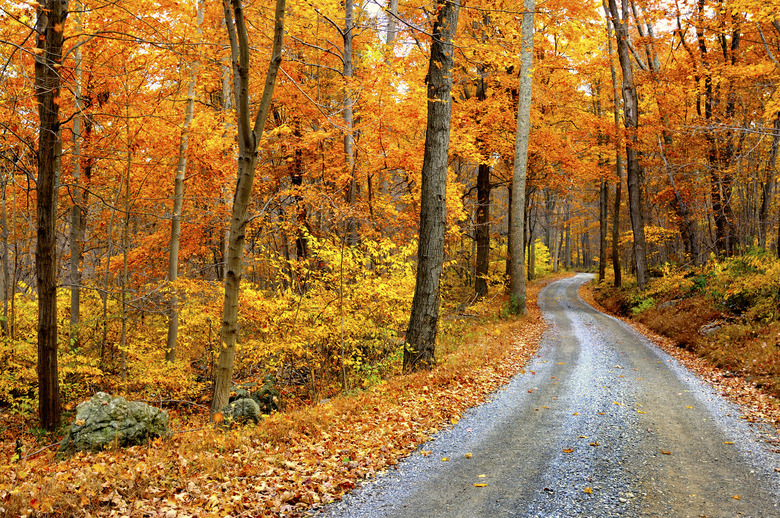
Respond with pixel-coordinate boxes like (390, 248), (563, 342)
(344, 0), (357, 246)
(509, 0), (535, 313)
(69, 1), (85, 351)
(166, 0), (204, 363)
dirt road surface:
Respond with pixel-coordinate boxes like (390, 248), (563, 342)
(321, 274), (780, 517)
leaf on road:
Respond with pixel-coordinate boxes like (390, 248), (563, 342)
(441, 457), (449, 461)
(477, 474), (486, 478)
(562, 448), (574, 453)
(583, 487), (593, 494)
(724, 441), (734, 445)
(474, 483), (487, 487)
(660, 450), (671, 455)
(465, 453), (472, 458)
(733, 495), (741, 500)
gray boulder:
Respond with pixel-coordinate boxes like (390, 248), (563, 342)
(59, 392), (169, 453)
(221, 397), (260, 425)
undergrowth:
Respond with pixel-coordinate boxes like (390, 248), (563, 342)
(593, 248), (780, 397)
(0, 273), (567, 518)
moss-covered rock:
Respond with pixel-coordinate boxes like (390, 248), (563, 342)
(59, 392), (169, 453)
(221, 397), (260, 424)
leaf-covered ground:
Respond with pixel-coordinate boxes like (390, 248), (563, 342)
(0, 277), (559, 518)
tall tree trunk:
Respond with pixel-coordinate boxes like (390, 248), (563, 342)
(69, 0), (85, 350)
(35, 0), (68, 431)
(599, 179), (608, 281)
(120, 134), (132, 381)
(608, 0), (648, 289)
(403, 0), (460, 372)
(594, 79), (608, 283)
(603, 5), (623, 287)
(212, 0), (286, 416)
(505, 184), (512, 281)
(474, 162), (490, 298)
(167, 0), (204, 363)
(509, 0), (535, 314)
(0, 175), (9, 335)
(344, 0), (358, 246)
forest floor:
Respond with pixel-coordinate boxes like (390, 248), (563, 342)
(0, 275), (558, 518)
(2, 270), (779, 517)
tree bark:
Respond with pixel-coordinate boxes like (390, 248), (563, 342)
(35, 0), (68, 431)
(344, 0), (358, 246)
(763, 113), (779, 251)
(0, 175), (9, 335)
(599, 179), (608, 282)
(474, 162), (490, 297)
(509, 0), (535, 313)
(167, 0), (204, 363)
(212, 0), (286, 416)
(403, 0), (460, 372)
(68, 1), (85, 350)
(603, 4), (623, 287)
(607, 0), (648, 289)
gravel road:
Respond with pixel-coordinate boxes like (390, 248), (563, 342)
(319, 273), (780, 517)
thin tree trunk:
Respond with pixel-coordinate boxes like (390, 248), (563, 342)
(603, 3), (623, 287)
(0, 175), (8, 335)
(404, 0), (460, 372)
(167, 0), (204, 363)
(344, 0), (358, 246)
(599, 179), (608, 281)
(120, 142), (131, 381)
(68, 1), (85, 351)
(505, 184), (512, 281)
(212, 0), (285, 415)
(509, 0), (535, 314)
(474, 162), (490, 297)
(762, 112), (779, 250)
(35, 0), (68, 431)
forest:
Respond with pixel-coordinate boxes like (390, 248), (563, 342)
(1, 0), (780, 513)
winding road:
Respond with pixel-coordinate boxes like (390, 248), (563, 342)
(322, 274), (780, 517)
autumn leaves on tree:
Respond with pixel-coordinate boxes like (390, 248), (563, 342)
(2, 0), (779, 428)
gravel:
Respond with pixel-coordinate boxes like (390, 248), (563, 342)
(317, 274), (780, 517)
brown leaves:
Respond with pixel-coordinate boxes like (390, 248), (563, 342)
(0, 277), (560, 517)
